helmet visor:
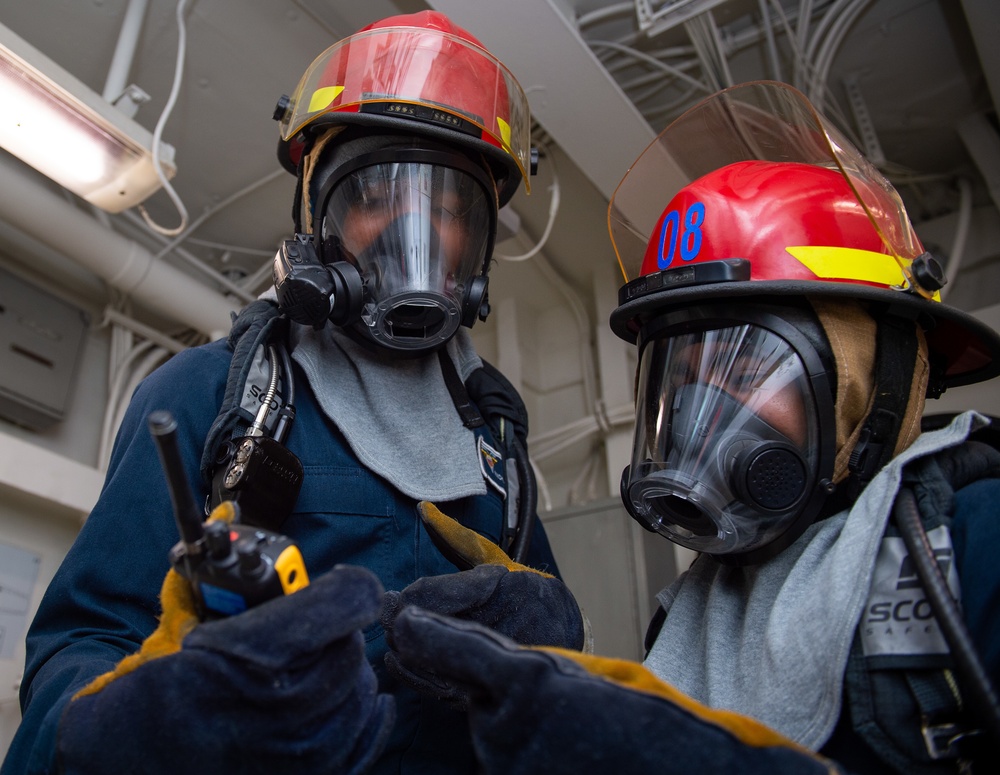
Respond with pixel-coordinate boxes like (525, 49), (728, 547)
(609, 81), (922, 287)
(280, 26), (531, 193)
(624, 323), (821, 556)
(321, 159), (492, 349)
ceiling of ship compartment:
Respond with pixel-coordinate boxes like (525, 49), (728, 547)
(0, 0), (998, 332)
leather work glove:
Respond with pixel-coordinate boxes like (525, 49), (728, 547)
(381, 502), (587, 705)
(390, 608), (845, 775)
(57, 564), (395, 775)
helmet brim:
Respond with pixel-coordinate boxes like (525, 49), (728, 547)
(611, 279), (1000, 389)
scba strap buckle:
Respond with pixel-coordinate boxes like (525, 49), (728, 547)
(921, 720), (980, 761)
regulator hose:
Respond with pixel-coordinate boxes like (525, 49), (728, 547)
(508, 436), (536, 565)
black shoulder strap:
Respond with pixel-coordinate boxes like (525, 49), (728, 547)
(437, 349), (485, 430)
(904, 438), (1000, 509)
(462, 358), (538, 562)
(436, 350), (531, 452)
(199, 299), (285, 485)
(463, 359), (530, 448)
(644, 605), (667, 658)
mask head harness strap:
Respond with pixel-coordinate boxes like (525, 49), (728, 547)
(844, 305), (927, 500)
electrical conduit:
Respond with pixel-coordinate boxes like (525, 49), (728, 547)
(0, 154), (239, 340)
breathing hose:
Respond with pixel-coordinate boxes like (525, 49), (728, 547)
(509, 436), (536, 565)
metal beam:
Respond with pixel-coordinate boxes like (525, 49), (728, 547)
(960, 0), (1000, 118)
(425, 0), (657, 201)
(958, 113), (1000, 217)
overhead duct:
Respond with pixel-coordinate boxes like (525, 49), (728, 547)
(0, 152), (239, 339)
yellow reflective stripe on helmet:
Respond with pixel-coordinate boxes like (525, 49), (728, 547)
(785, 245), (906, 287)
(308, 85), (345, 114)
(497, 116), (511, 150)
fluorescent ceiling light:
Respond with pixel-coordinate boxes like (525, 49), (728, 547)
(0, 22), (174, 214)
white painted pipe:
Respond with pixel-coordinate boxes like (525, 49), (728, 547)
(103, 0), (150, 104)
(941, 177), (973, 301)
(0, 154), (239, 339)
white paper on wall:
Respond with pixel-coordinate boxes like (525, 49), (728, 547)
(0, 543), (41, 659)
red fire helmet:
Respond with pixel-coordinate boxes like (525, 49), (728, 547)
(274, 11), (531, 206)
(609, 82), (1000, 389)
(638, 159), (916, 286)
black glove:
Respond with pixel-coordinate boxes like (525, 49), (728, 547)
(57, 565), (395, 775)
(390, 607), (843, 775)
(381, 502), (586, 705)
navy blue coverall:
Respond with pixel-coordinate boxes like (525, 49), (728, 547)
(3, 337), (560, 774)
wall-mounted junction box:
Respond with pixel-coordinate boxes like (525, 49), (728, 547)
(0, 267), (89, 430)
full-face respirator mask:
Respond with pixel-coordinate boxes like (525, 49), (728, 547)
(273, 141), (497, 357)
(620, 306), (836, 565)
(607, 81), (1000, 565)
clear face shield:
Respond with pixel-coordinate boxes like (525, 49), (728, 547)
(622, 319), (826, 558)
(318, 149), (495, 354)
(608, 81), (930, 297)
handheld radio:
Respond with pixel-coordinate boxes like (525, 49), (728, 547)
(148, 410), (309, 620)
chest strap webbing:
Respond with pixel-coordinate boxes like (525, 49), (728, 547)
(199, 299), (285, 486)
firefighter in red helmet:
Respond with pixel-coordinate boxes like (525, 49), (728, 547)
(276, 12), (531, 206)
(377, 82), (1000, 775)
(608, 82), (1000, 561)
(606, 82), (1000, 772)
(271, 10), (533, 354)
(5, 13), (579, 775)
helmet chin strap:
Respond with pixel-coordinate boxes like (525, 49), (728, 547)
(296, 127), (347, 234)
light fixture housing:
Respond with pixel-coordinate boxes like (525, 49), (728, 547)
(0, 22), (175, 214)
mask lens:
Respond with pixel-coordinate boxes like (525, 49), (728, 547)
(625, 324), (819, 555)
(321, 160), (492, 351)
